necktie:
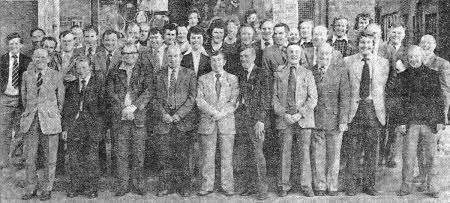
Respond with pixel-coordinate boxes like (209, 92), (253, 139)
(168, 68), (177, 109)
(37, 72), (43, 95)
(360, 57), (370, 99)
(215, 73), (221, 99)
(80, 79), (86, 112)
(12, 55), (19, 88)
(287, 66), (296, 114)
(106, 52), (113, 70)
(264, 40), (270, 47)
(87, 47), (93, 59)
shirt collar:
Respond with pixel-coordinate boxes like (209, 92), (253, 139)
(332, 35), (348, 43)
(184, 46), (209, 56)
(245, 63), (255, 74)
(359, 53), (374, 61)
(80, 73), (91, 84)
(9, 52), (19, 58)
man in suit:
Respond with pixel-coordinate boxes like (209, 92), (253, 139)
(138, 23), (150, 48)
(154, 45), (197, 197)
(258, 19), (274, 50)
(273, 44), (317, 197)
(57, 31), (78, 82)
(106, 43), (153, 196)
(288, 28), (300, 45)
(73, 25), (101, 61)
(71, 25), (84, 50)
(181, 26), (211, 78)
(20, 48), (65, 201)
(299, 20), (314, 49)
(327, 16), (356, 57)
(62, 56), (104, 198)
(397, 46), (445, 198)
(302, 26), (343, 70)
(0, 33), (32, 169)
(24, 28), (46, 57)
(310, 43), (350, 196)
(414, 35), (450, 185)
(236, 47), (270, 200)
(196, 51), (239, 196)
(344, 31), (389, 196)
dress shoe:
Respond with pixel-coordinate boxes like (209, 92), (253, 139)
(328, 191), (339, 196)
(427, 191), (440, 198)
(256, 192), (269, 200)
(156, 190), (170, 197)
(278, 190), (288, 197)
(39, 191), (52, 201)
(180, 190), (191, 197)
(223, 191), (235, 196)
(132, 187), (146, 196)
(346, 190), (357, 196)
(363, 187), (379, 196)
(67, 191), (80, 198)
(385, 160), (397, 168)
(397, 190), (410, 196)
(302, 188), (315, 197)
(240, 189), (258, 196)
(85, 191), (98, 199)
(314, 190), (326, 196)
(197, 190), (213, 196)
(21, 190), (37, 200)
(115, 189), (129, 197)
(416, 183), (427, 192)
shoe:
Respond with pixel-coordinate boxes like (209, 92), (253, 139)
(385, 160), (397, 168)
(180, 190), (191, 197)
(67, 191), (80, 198)
(328, 191), (339, 196)
(416, 184), (427, 192)
(363, 187), (379, 196)
(21, 190), (37, 200)
(240, 189), (257, 196)
(278, 190), (288, 197)
(314, 190), (326, 196)
(256, 192), (269, 200)
(223, 191), (235, 196)
(346, 190), (357, 196)
(85, 191), (98, 199)
(115, 189), (129, 197)
(397, 190), (410, 196)
(302, 188), (315, 197)
(197, 190), (213, 196)
(39, 191), (52, 201)
(132, 187), (146, 196)
(427, 192), (440, 198)
(156, 190), (170, 197)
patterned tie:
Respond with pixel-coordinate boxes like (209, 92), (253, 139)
(106, 52), (113, 70)
(215, 73), (221, 99)
(87, 47), (93, 59)
(360, 57), (370, 99)
(287, 66), (296, 114)
(37, 72), (43, 95)
(12, 55), (19, 88)
(168, 68), (177, 109)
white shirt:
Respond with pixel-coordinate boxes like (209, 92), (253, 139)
(245, 63), (255, 80)
(331, 35), (349, 44)
(167, 66), (179, 88)
(5, 52), (20, 95)
(158, 45), (166, 68)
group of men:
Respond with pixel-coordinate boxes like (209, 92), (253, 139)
(0, 10), (447, 201)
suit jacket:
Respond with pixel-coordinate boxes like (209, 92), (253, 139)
(238, 42), (263, 69)
(180, 51), (211, 78)
(61, 75), (105, 141)
(262, 45), (287, 108)
(312, 59), (350, 130)
(139, 48), (161, 74)
(196, 71), (239, 135)
(345, 53), (389, 126)
(273, 64), (317, 129)
(105, 62), (153, 127)
(20, 68), (65, 134)
(301, 47), (343, 71)
(154, 66), (197, 134)
(0, 53), (32, 97)
(92, 48), (121, 81)
(426, 54), (450, 123)
(54, 51), (78, 79)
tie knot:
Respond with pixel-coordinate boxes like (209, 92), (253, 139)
(362, 57), (369, 62)
(12, 55), (18, 59)
(215, 73), (221, 79)
(81, 79), (86, 84)
(290, 66), (296, 71)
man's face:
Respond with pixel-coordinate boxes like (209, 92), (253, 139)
(273, 26), (287, 46)
(389, 26), (405, 45)
(211, 54), (226, 72)
(419, 37), (436, 55)
(287, 45), (301, 65)
(31, 30), (45, 48)
(61, 33), (75, 52)
(288, 28), (300, 44)
(164, 29), (176, 45)
(7, 37), (23, 54)
(149, 33), (164, 49)
(166, 48), (181, 68)
(188, 12), (199, 27)
(333, 19), (348, 37)
(84, 30), (98, 47)
(358, 18), (370, 31)
(240, 49), (255, 69)
(359, 36), (374, 55)
(299, 22), (312, 40)
(71, 27), (83, 47)
(260, 21), (274, 40)
(76, 61), (91, 79)
(408, 49), (423, 68)
(226, 22), (238, 38)
(211, 28), (225, 44)
(42, 40), (56, 54)
(247, 14), (257, 24)
(312, 28), (327, 47)
(103, 33), (118, 52)
(317, 48), (333, 67)
(126, 25), (140, 43)
(33, 49), (49, 70)
(190, 33), (203, 50)
(121, 46), (139, 65)
(177, 26), (188, 43)
(240, 26), (254, 45)
(140, 25), (150, 41)
(366, 25), (381, 41)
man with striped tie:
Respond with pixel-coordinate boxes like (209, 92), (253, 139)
(0, 33), (31, 170)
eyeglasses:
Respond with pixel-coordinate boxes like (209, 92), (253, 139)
(121, 52), (139, 55)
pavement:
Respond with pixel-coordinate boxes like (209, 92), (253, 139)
(2, 127), (450, 203)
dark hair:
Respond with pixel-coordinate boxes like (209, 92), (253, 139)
(125, 22), (140, 33)
(259, 18), (273, 29)
(74, 55), (92, 69)
(354, 13), (373, 30)
(176, 23), (188, 36)
(389, 22), (406, 30)
(208, 19), (227, 37)
(70, 25), (81, 31)
(102, 29), (119, 40)
(274, 23), (290, 33)
(187, 26), (204, 41)
(244, 9), (258, 23)
(59, 30), (73, 39)
(83, 24), (98, 36)
(41, 36), (58, 48)
(332, 16), (350, 33)
(162, 23), (177, 38)
(149, 27), (163, 36)
(237, 24), (256, 44)
(188, 7), (201, 21)
(299, 19), (313, 28)
(356, 30), (375, 46)
(30, 28), (46, 37)
(210, 50), (225, 59)
(6, 32), (23, 44)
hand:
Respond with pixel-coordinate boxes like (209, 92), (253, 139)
(291, 113), (302, 122)
(339, 123), (348, 132)
(437, 124), (445, 132)
(396, 60), (406, 73)
(172, 114), (181, 123)
(254, 121), (265, 140)
(62, 131), (68, 141)
(284, 114), (296, 125)
(398, 125), (407, 134)
(162, 114), (173, 123)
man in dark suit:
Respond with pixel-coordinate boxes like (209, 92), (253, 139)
(73, 25), (101, 61)
(0, 33), (31, 169)
(236, 47), (270, 200)
(154, 45), (197, 197)
(181, 26), (211, 78)
(310, 43), (350, 196)
(62, 56), (104, 198)
(24, 28), (46, 57)
(106, 43), (153, 196)
(20, 48), (64, 201)
(257, 19), (274, 51)
(327, 16), (356, 57)
(299, 20), (314, 49)
(397, 46), (445, 198)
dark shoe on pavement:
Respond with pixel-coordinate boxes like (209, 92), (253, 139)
(67, 191), (80, 198)
(328, 191), (339, 196)
(302, 188), (315, 197)
(115, 189), (129, 197)
(21, 190), (37, 200)
(397, 190), (410, 196)
(314, 190), (326, 196)
(39, 191), (52, 201)
(346, 190), (357, 196)
(197, 190), (213, 196)
(363, 187), (379, 196)
(85, 191), (98, 199)
(223, 191), (235, 196)
(156, 189), (170, 197)
(416, 183), (427, 192)
(278, 190), (288, 197)
(240, 189), (258, 196)
(180, 189), (191, 197)
(427, 192), (440, 198)
(256, 192), (269, 200)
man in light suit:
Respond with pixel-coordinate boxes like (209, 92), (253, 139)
(154, 45), (197, 197)
(310, 43), (350, 196)
(0, 33), (31, 169)
(20, 49), (65, 201)
(344, 31), (389, 196)
(196, 51), (239, 196)
(301, 26), (343, 70)
(273, 44), (317, 197)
